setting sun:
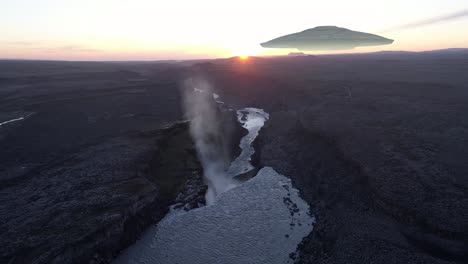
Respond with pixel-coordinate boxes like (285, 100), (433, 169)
(230, 43), (261, 59)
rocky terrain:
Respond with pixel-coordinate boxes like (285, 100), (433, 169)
(198, 52), (468, 263)
(1, 50), (468, 263)
(0, 62), (199, 263)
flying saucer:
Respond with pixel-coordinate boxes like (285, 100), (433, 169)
(260, 26), (394, 51)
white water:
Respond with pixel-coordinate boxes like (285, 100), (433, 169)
(226, 108), (269, 177)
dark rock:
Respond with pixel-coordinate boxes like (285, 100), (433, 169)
(0, 122), (201, 264)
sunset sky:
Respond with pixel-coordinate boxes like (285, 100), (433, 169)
(1, 0), (467, 60)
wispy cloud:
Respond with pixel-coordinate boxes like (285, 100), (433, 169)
(1, 41), (41, 46)
(1, 41), (100, 53)
(53, 45), (100, 53)
(382, 8), (468, 33)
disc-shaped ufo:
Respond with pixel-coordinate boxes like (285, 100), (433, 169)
(260, 26), (394, 51)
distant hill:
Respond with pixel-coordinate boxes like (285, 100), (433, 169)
(313, 48), (468, 60)
(288, 52), (307, 56)
(422, 48), (468, 54)
(371, 48), (468, 55)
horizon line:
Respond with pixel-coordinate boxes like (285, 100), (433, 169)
(1, 47), (467, 62)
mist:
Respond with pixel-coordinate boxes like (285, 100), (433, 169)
(182, 77), (237, 205)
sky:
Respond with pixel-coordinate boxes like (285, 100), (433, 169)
(1, 0), (467, 60)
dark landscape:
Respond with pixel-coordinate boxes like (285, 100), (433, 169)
(1, 49), (468, 263)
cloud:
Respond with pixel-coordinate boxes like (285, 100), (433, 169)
(381, 9), (468, 33)
(260, 26), (393, 51)
(44, 45), (101, 53)
(1, 41), (41, 46)
(1, 41), (100, 53)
